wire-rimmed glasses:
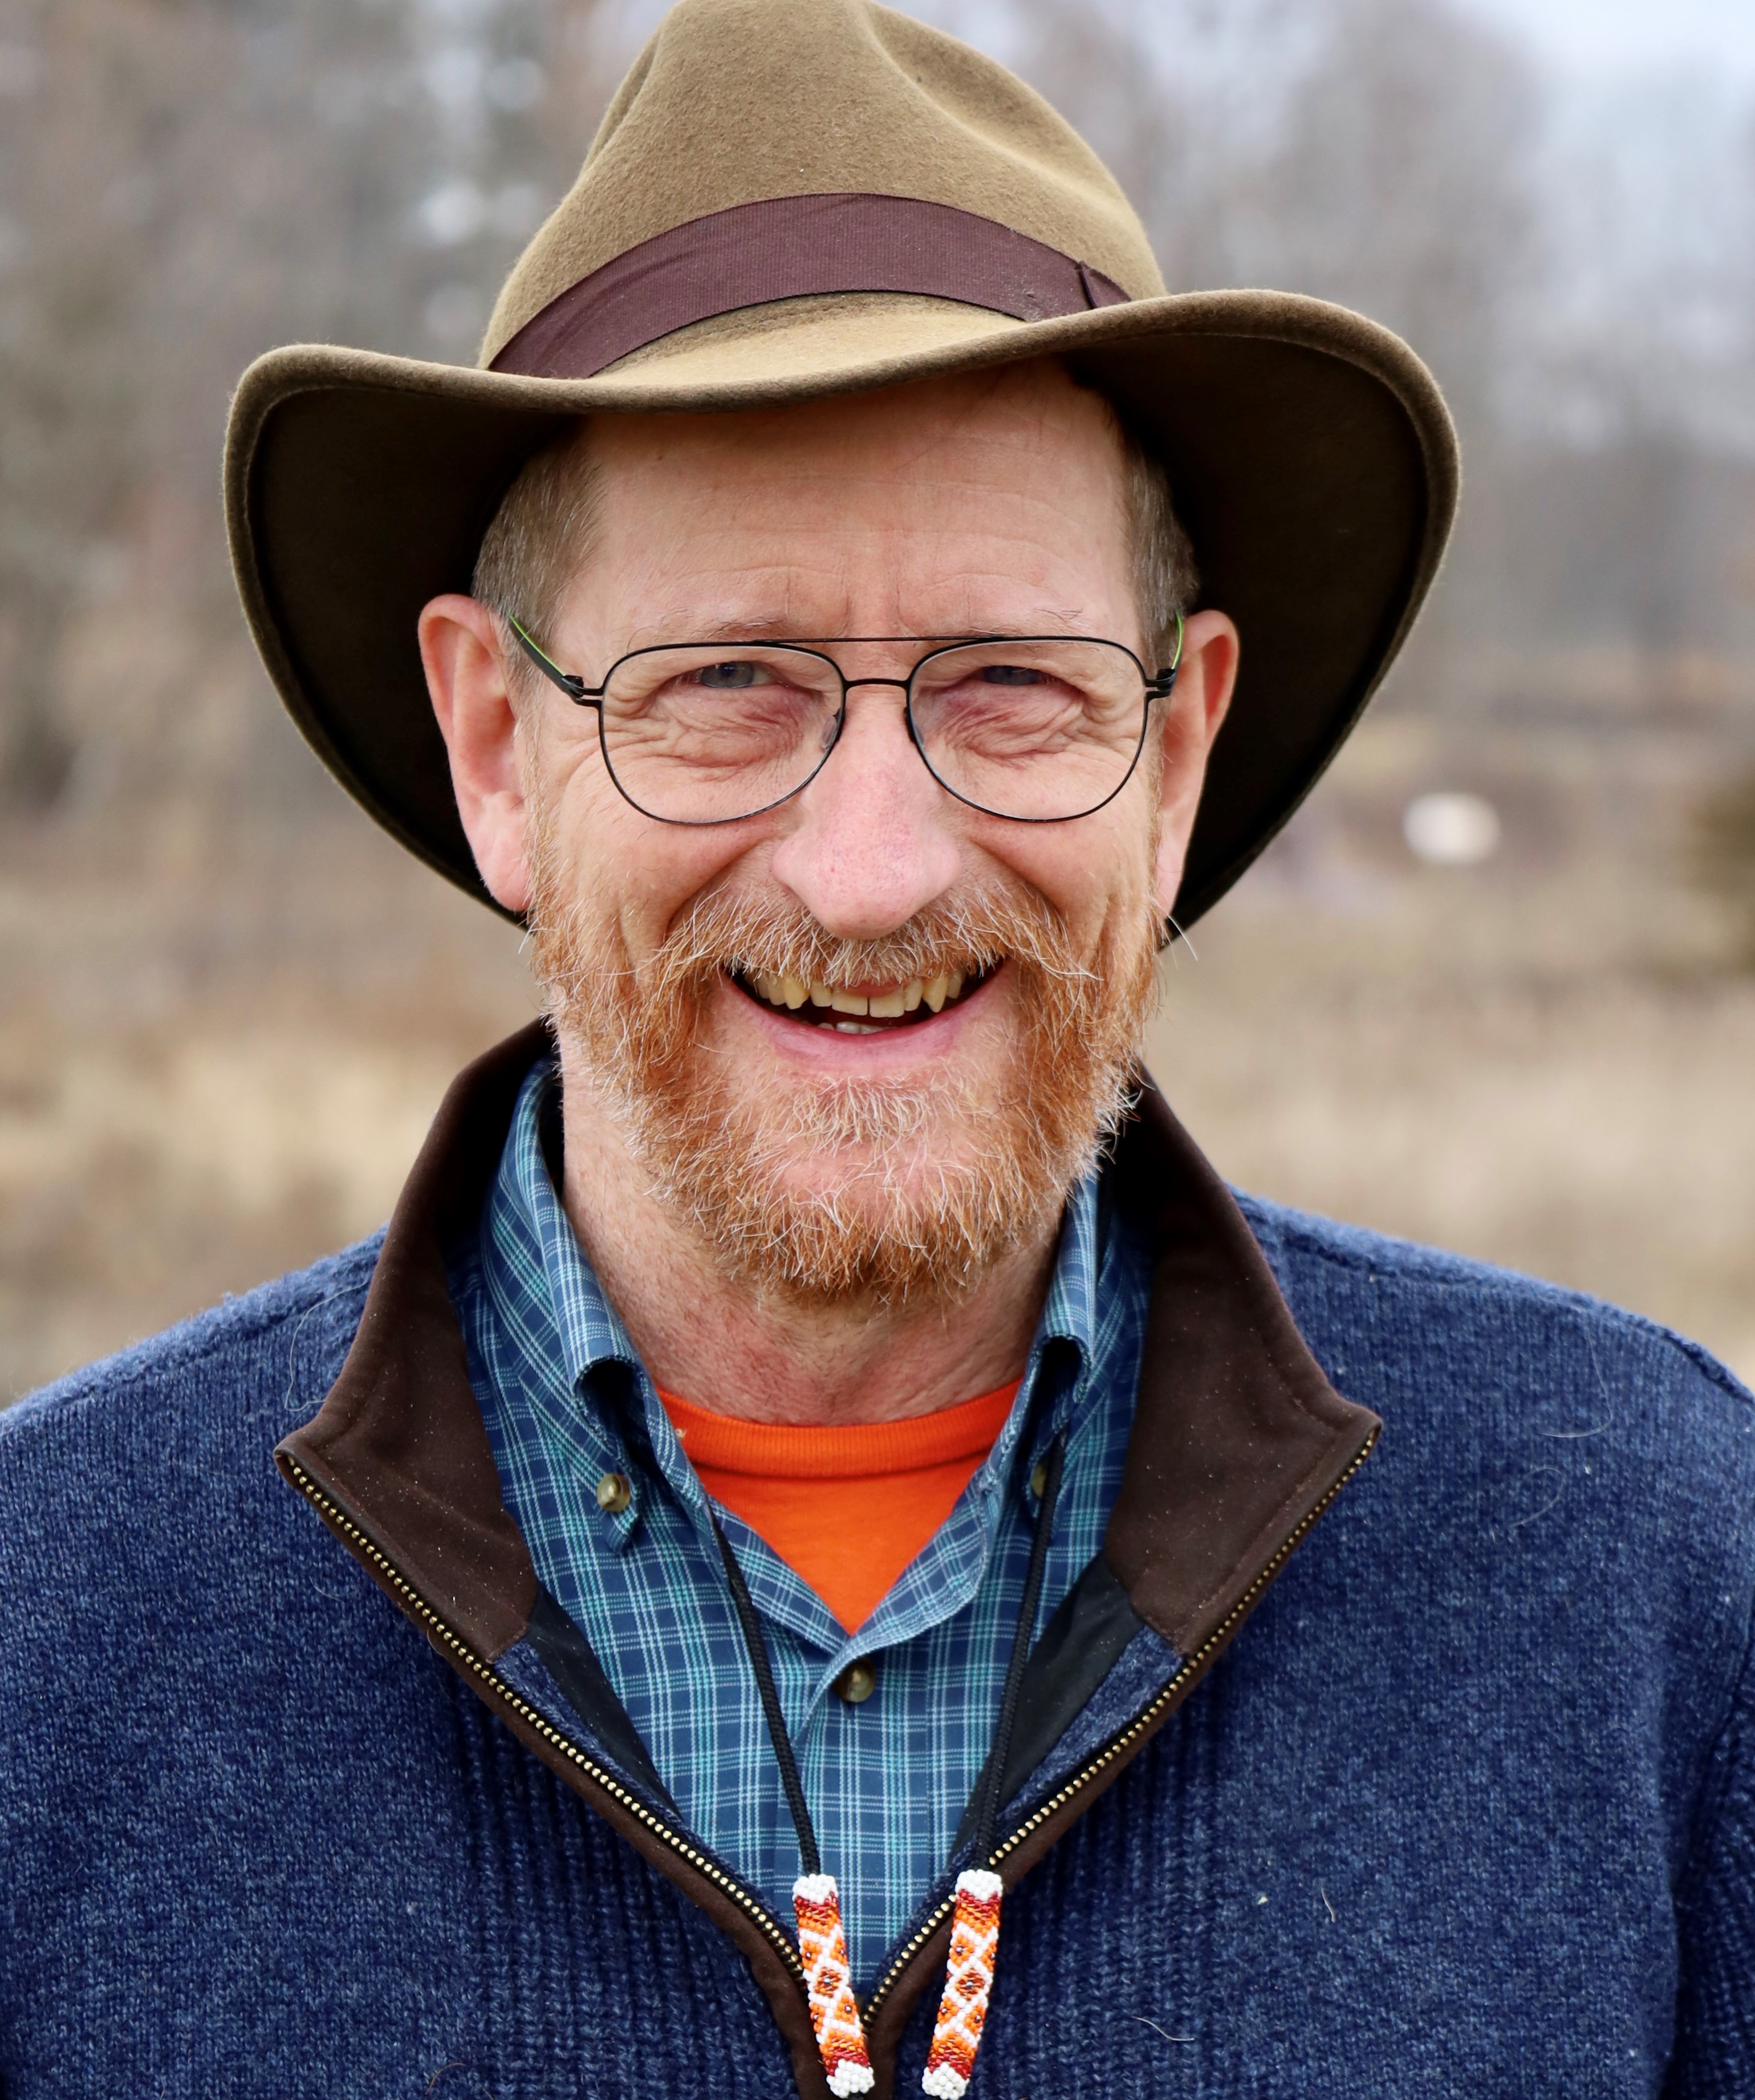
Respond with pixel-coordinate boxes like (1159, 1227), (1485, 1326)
(506, 618), (1184, 826)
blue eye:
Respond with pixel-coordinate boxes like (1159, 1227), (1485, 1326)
(978, 664), (1047, 686)
(695, 660), (771, 689)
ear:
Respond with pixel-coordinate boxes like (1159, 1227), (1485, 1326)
(419, 594), (533, 915)
(1151, 608), (1241, 921)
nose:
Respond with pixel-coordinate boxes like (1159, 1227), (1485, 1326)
(767, 683), (962, 939)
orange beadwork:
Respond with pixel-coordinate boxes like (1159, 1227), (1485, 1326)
(921, 1869), (1004, 2097)
(793, 1874), (875, 2096)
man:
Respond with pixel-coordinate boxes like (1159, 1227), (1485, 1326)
(2, 0), (1750, 2094)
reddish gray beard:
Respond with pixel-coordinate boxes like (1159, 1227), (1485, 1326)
(527, 844), (1161, 1307)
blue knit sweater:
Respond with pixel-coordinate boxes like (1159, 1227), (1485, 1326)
(2, 1049), (1752, 2097)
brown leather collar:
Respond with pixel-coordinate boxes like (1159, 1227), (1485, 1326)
(278, 1023), (547, 1659)
(275, 1021), (1378, 2097)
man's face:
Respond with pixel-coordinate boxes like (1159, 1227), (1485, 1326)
(426, 361), (1236, 1303)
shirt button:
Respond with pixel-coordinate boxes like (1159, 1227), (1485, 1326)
(834, 1658), (878, 1705)
(1030, 1458), (1049, 1499)
(595, 1471), (632, 1515)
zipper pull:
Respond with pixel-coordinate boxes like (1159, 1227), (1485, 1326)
(794, 1874), (875, 2095)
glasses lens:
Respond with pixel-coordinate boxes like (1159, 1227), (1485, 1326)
(908, 639), (1148, 819)
(599, 645), (843, 822)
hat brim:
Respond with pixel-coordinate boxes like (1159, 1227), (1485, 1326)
(224, 289), (1457, 927)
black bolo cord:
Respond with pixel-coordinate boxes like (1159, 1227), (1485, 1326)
(712, 1430), (1067, 1891)
(970, 1433), (1064, 1868)
(713, 1512), (822, 1877)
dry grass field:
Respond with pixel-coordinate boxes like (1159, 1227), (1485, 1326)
(3, 688), (1753, 1404)
(0, 818), (534, 1403)
(1148, 710), (1755, 1384)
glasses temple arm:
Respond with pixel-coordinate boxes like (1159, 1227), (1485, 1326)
(1145, 611), (1185, 700)
(506, 616), (600, 705)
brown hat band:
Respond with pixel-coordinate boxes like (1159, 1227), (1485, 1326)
(489, 191), (1132, 381)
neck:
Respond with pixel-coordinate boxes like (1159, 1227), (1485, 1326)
(552, 1053), (1059, 1428)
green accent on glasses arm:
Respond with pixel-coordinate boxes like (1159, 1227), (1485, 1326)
(1147, 612), (1185, 696)
(507, 616), (595, 702)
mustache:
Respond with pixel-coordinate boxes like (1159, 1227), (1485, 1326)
(635, 874), (1098, 1008)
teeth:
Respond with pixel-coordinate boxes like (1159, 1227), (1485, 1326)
(834, 1021), (881, 1034)
(746, 967), (979, 1020)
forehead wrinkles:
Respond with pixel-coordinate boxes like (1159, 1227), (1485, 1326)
(578, 367), (1135, 604)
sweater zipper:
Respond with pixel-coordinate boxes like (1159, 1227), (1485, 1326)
(287, 1424), (1375, 2032)
(861, 1422), (1380, 2024)
(281, 1455), (806, 1987)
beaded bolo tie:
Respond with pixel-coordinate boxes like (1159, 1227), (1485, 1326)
(711, 1434), (1066, 2098)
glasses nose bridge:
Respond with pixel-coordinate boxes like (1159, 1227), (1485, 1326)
(838, 671), (914, 696)
(816, 669), (928, 791)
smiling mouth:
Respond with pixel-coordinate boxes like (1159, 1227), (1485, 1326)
(729, 965), (992, 1034)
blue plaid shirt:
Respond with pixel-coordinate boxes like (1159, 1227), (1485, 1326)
(450, 1057), (1151, 1987)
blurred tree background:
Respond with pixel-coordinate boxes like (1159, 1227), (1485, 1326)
(3, 0), (1754, 1399)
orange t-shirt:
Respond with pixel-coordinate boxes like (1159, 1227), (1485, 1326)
(657, 1381), (1021, 1634)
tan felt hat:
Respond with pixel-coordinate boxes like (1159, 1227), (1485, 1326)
(224, 0), (1459, 927)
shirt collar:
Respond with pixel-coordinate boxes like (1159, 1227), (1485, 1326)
(499, 1059), (645, 1391)
(481, 1054), (1105, 1535)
